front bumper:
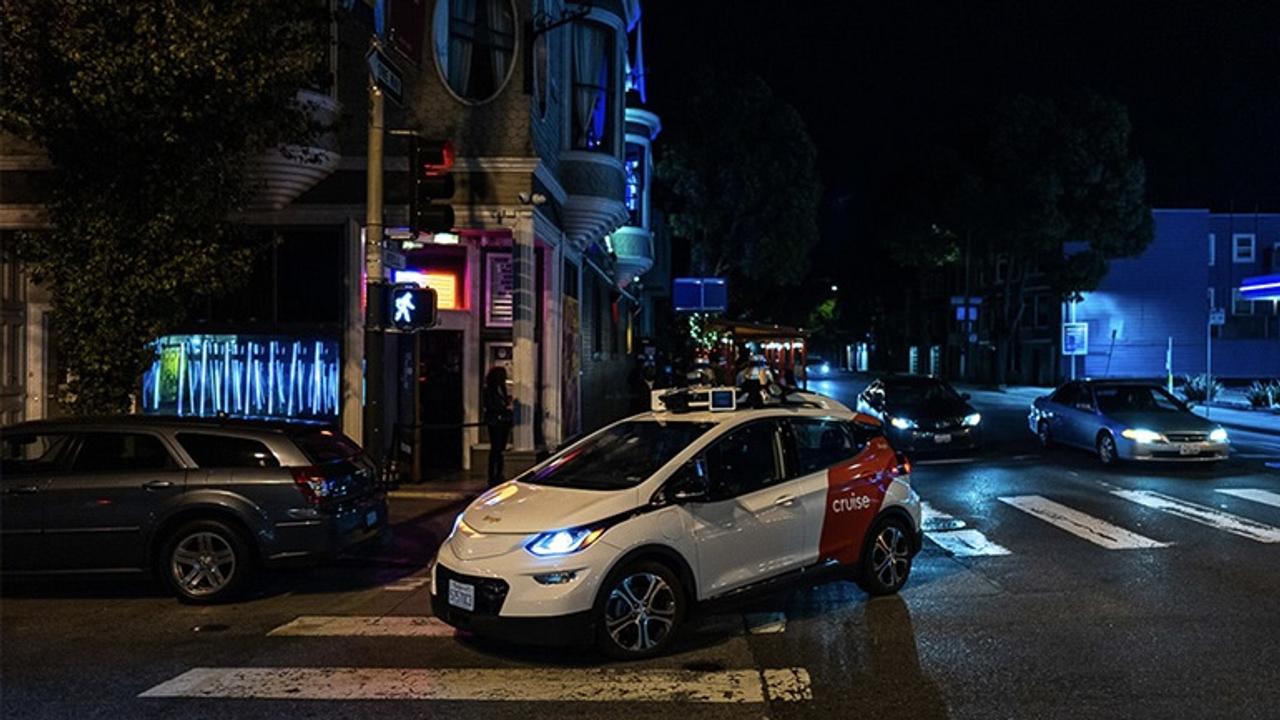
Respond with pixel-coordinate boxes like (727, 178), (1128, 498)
(1119, 439), (1229, 462)
(887, 425), (982, 453)
(430, 578), (591, 646)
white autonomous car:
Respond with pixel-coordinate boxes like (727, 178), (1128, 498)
(431, 387), (922, 659)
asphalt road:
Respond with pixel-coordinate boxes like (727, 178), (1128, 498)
(4, 377), (1280, 719)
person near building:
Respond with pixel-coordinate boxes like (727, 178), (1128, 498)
(483, 366), (514, 488)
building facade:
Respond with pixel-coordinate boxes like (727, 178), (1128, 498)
(0, 0), (664, 478)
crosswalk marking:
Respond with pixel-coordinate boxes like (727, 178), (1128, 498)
(744, 612), (787, 634)
(998, 495), (1171, 550)
(267, 616), (457, 638)
(1111, 489), (1280, 543)
(920, 501), (967, 531)
(139, 666), (813, 703)
(1216, 488), (1280, 510)
(925, 528), (1012, 557)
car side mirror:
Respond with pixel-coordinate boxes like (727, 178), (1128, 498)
(667, 459), (709, 503)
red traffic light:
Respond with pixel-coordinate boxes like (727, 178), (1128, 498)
(414, 138), (454, 176)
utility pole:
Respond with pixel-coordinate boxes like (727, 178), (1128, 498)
(363, 78), (386, 463)
(962, 231), (971, 381)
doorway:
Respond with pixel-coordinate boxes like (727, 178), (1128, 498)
(418, 329), (464, 477)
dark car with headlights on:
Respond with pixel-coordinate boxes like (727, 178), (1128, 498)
(1028, 380), (1229, 465)
(856, 375), (982, 452)
(0, 417), (387, 602)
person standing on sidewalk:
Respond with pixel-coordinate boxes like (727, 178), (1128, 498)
(483, 366), (514, 488)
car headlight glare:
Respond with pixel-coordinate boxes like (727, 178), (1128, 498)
(1121, 428), (1164, 443)
(963, 412), (982, 427)
(890, 417), (916, 430)
(1209, 428), (1228, 443)
(526, 527), (605, 557)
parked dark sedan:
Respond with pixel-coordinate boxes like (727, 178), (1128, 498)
(856, 375), (983, 452)
(0, 417), (387, 602)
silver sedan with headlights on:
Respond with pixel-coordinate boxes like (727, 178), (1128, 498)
(1028, 380), (1229, 465)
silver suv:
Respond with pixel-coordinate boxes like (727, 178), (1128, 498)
(0, 417), (388, 602)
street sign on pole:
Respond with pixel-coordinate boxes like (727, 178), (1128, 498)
(1062, 322), (1089, 356)
(366, 46), (403, 106)
(1208, 308), (1226, 326)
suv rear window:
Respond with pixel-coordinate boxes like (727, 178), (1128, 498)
(176, 433), (281, 469)
(291, 429), (362, 464)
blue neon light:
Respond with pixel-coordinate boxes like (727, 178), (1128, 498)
(142, 334), (340, 420)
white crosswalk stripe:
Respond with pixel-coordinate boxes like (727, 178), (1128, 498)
(268, 616), (457, 637)
(1216, 488), (1280, 511)
(139, 666), (813, 703)
(1111, 489), (1280, 543)
(998, 495), (1171, 550)
(744, 612), (787, 634)
(921, 502), (1011, 556)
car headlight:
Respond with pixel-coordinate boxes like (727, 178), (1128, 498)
(963, 412), (982, 427)
(820, 363), (831, 374)
(526, 526), (605, 557)
(890, 417), (917, 430)
(1209, 428), (1228, 443)
(1121, 428), (1164, 443)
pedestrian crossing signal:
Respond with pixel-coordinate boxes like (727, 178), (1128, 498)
(387, 283), (437, 332)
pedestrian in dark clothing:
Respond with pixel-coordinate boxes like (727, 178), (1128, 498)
(483, 366), (513, 487)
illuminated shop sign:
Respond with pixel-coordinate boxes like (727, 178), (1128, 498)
(142, 335), (340, 420)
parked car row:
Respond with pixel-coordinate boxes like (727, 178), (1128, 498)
(0, 417), (388, 602)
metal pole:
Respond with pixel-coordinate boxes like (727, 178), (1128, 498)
(962, 231), (971, 381)
(364, 80), (386, 462)
(1205, 309), (1212, 420)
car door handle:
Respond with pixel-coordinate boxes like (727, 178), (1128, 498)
(4, 485), (39, 495)
(774, 495), (797, 507)
(142, 480), (175, 491)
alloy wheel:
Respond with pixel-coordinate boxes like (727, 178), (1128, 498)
(171, 531), (237, 597)
(870, 525), (912, 590)
(603, 572), (677, 653)
(1098, 435), (1117, 465)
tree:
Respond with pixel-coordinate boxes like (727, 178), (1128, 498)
(655, 69), (821, 320)
(889, 93), (1153, 383)
(0, 0), (327, 413)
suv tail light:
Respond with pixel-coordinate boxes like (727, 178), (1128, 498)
(290, 466), (333, 505)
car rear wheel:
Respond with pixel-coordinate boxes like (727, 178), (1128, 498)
(1097, 433), (1119, 466)
(856, 517), (914, 596)
(160, 519), (253, 604)
(594, 561), (684, 660)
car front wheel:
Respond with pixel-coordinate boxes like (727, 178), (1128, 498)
(160, 519), (253, 603)
(1037, 420), (1053, 448)
(594, 561), (684, 660)
(1097, 433), (1119, 466)
(856, 517), (914, 596)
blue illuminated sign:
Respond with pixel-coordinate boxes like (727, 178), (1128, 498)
(1240, 273), (1280, 302)
(673, 277), (728, 313)
(1062, 322), (1089, 356)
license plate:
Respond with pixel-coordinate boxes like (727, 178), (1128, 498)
(448, 579), (475, 611)
(365, 509), (379, 527)
(1179, 444), (1200, 456)
(933, 433), (952, 444)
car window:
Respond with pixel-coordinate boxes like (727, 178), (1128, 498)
(1095, 386), (1184, 414)
(1, 432), (71, 476)
(884, 378), (959, 404)
(176, 433), (281, 469)
(290, 429), (362, 464)
(792, 418), (860, 474)
(704, 421), (782, 499)
(1052, 384), (1082, 406)
(71, 433), (175, 472)
(524, 420), (714, 491)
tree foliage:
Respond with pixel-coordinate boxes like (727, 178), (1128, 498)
(0, 0), (327, 413)
(655, 69), (821, 318)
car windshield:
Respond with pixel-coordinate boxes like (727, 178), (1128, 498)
(523, 420), (713, 491)
(1095, 386), (1185, 414)
(886, 380), (959, 405)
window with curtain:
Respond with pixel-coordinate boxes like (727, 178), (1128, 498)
(433, 0), (516, 103)
(572, 22), (614, 151)
(624, 141), (645, 226)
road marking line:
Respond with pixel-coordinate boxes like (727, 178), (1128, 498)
(926, 528), (1012, 557)
(998, 495), (1171, 550)
(138, 666), (813, 703)
(388, 490), (474, 501)
(1112, 489), (1280, 543)
(266, 616), (457, 637)
(744, 612), (787, 634)
(920, 501), (967, 531)
(914, 457), (975, 466)
(1216, 488), (1280, 511)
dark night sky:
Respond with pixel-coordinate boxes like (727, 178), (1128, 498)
(646, 0), (1280, 212)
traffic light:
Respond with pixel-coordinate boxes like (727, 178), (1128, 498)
(386, 283), (438, 332)
(409, 136), (455, 235)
